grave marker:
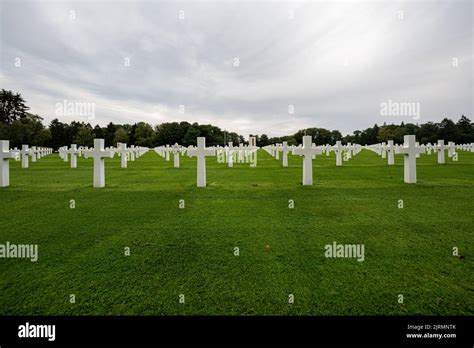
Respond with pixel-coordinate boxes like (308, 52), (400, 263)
(66, 144), (81, 168)
(387, 140), (395, 165)
(437, 140), (445, 164)
(292, 135), (323, 185)
(20, 145), (31, 169)
(281, 141), (290, 167)
(397, 135), (424, 183)
(117, 143), (129, 168)
(0, 140), (18, 187)
(333, 141), (343, 166)
(84, 139), (115, 188)
(447, 141), (455, 158)
(172, 143), (180, 168)
(187, 137), (216, 187)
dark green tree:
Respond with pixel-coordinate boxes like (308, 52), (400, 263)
(73, 126), (94, 147)
(0, 89), (30, 124)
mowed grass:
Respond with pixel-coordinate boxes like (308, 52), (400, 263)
(0, 148), (473, 316)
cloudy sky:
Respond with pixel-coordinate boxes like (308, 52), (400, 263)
(1, 0), (472, 137)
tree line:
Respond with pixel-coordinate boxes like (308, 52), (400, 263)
(262, 116), (474, 146)
(1, 89), (472, 150)
(0, 90), (245, 149)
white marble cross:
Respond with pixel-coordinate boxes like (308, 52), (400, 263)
(67, 144), (81, 168)
(311, 143), (317, 159)
(397, 135), (424, 183)
(437, 140), (445, 164)
(172, 143), (180, 168)
(165, 145), (171, 161)
(415, 142), (421, 158)
(226, 142), (235, 168)
(31, 146), (37, 162)
(245, 144), (258, 167)
(60, 146), (69, 162)
(382, 142), (388, 159)
(84, 139), (115, 188)
(12, 148), (19, 161)
(116, 142), (123, 156)
(281, 141), (290, 167)
(36, 147), (42, 160)
(292, 135), (323, 185)
(237, 143), (244, 163)
(20, 145), (31, 169)
(187, 137), (216, 187)
(346, 142), (352, 160)
(275, 144), (281, 160)
(129, 145), (136, 161)
(0, 140), (18, 187)
(386, 140), (395, 165)
(269, 145), (275, 157)
(333, 141), (343, 166)
(154, 146), (165, 158)
(426, 143), (433, 155)
(117, 143), (129, 168)
(447, 141), (455, 158)
(376, 143), (382, 156)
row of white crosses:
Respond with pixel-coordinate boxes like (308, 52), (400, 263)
(290, 135), (424, 185)
(19, 145), (53, 168)
(58, 145), (81, 167)
(266, 139), (361, 168)
(267, 135), (455, 185)
(115, 143), (149, 168)
(366, 136), (455, 183)
(154, 143), (184, 168)
(365, 142), (396, 165)
(216, 142), (257, 167)
(58, 142), (149, 171)
(278, 142), (291, 167)
(456, 142), (474, 152)
(153, 144), (177, 162)
(0, 141), (18, 187)
(433, 140), (474, 162)
(367, 139), (473, 166)
(289, 137), (363, 184)
(56, 140), (147, 187)
(153, 138), (257, 172)
(434, 140), (458, 164)
(186, 138), (257, 186)
(4, 136), (473, 189)
(0, 141), (53, 187)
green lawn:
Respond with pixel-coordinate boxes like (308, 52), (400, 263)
(0, 149), (472, 315)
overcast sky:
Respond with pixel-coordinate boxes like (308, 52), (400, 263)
(1, 0), (472, 137)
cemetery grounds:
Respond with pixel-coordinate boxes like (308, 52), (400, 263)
(0, 149), (472, 315)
